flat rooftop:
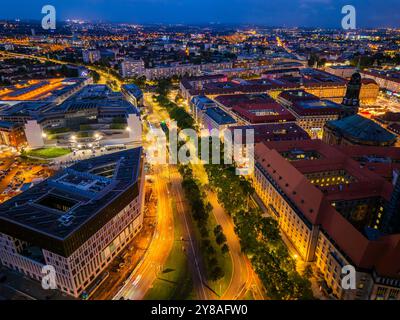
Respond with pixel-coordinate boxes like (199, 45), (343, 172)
(215, 93), (295, 124)
(121, 84), (143, 98)
(292, 99), (342, 116)
(279, 89), (321, 102)
(278, 90), (342, 116)
(0, 78), (85, 102)
(328, 65), (356, 70)
(205, 106), (236, 126)
(44, 84), (140, 118)
(0, 148), (142, 241)
(229, 123), (310, 143)
(0, 101), (54, 119)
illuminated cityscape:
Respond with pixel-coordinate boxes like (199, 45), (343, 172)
(0, 1), (400, 312)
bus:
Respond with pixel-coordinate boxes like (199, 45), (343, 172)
(104, 144), (126, 151)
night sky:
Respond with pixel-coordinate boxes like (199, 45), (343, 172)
(1, 0), (400, 28)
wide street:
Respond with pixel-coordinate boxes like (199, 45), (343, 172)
(144, 91), (266, 300)
(169, 166), (214, 300)
(114, 89), (212, 300)
(113, 162), (174, 300)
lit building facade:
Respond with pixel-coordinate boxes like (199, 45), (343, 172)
(119, 58), (145, 78)
(360, 79), (379, 105)
(277, 90), (341, 138)
(0, 121), (26, 148)
(252, 140), (400, 300)
(361, 69), (400, 94)
(121, 84), (143, 108)
(0, 148), (145, 298)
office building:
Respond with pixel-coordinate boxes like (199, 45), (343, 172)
(119, 59), (145, 78)
(253, 140), (400, 300)
(277, 90), (342, 138)
(0, 121), (27, 148)
(121, 84), (143, 108)
(0, 148), (145, 298)
(201, 106), (236, 133)
(215, 93), (296, 125)
(0, 85), (143, 149)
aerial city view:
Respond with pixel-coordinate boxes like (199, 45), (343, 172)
(0, 0), (400, 315)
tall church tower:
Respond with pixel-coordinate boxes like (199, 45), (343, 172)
(340, 72), (362, 118)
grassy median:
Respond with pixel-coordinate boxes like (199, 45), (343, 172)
(144, 200), (194, 300)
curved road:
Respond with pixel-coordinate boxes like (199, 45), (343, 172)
(207, 192), (265, 300)
(113, 163), (174, 300)
(0, 51), (122, 90)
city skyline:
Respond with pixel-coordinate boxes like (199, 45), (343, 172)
(0, 0), (399, 28)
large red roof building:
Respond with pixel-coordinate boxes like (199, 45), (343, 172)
(253, 140), (400, 300)
(215, 93), (296, 124)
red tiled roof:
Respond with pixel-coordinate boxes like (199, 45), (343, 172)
(229, 123), (310, 143)
(215, 93), (296, 124)
(255, 140), (400, 277)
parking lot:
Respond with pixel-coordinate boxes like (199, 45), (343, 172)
(0, 151), (54, 204)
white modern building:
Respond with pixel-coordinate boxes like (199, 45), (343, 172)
(120, 58), (145, 78)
